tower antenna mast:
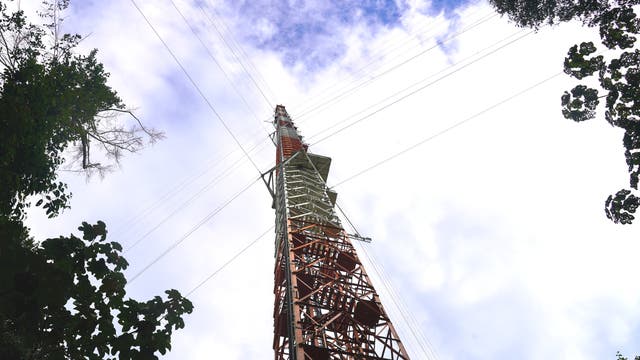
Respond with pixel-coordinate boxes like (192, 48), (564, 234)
(265, 105), (410, 359)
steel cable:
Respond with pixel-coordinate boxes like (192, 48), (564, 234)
(293, 13), (499, 123)
(337, 203), (440, 360)
(309, 30), (534, 146)
(333, 72), (562, 188)
(289, 10), (495, 120)
(128, 0), (263, 175)
(127, 176), (261, 284)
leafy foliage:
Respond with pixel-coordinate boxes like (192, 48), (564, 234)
(489, 0), (640, 223)
(605, 189), (640, 223)
(0, 1), (163, 225)
(489, 0), (611, 28)
(0, 2), (191, 358)
(561, 84), (600, 121)
(616, 351), (640, 360)
(0, 222), (193, 359)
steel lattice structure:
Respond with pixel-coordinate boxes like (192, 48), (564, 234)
(263, 105), (410, 360)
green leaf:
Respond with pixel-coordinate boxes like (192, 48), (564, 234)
(561, 85), (599, 122)
(564, 42), (604, 79)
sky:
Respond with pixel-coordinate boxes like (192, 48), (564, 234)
(16, 0), (640, 359)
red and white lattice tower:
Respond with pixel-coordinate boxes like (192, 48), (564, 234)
(263, 105), (410, 359)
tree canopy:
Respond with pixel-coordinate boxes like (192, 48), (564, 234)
(489, 0), (640, 224)
(0, 0), (163, 227)
(1, 222), (193, 359)
(490, 0), (611, 27)
(0, 2), (191, 358)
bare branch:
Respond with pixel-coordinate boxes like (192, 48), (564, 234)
(65, 108), (164, 176)
(0, 29), (16, 72)
(102, 108), (165, 142)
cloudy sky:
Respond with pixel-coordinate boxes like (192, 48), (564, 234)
(18, 0), (640, 358)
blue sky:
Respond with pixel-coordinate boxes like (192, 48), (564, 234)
(220, 0), (405, 71)
(16, 0), (640, 359)
(217, 0), (474, 71)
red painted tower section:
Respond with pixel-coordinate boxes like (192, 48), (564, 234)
(270, 105), (410, 360)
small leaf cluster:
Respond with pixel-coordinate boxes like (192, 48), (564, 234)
(616, 351), (640, 360)
(0, 221), (193, 359)
(605, 189), (639, 223)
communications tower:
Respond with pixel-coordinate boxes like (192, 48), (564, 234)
(263, 105), (410, 359)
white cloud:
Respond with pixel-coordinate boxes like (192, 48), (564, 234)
(19, 0), (640, 359)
